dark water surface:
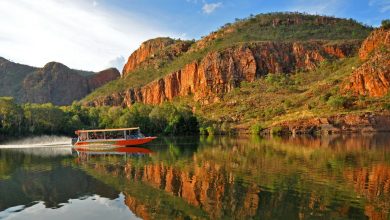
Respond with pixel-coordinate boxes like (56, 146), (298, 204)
(0, 135), (389, 219)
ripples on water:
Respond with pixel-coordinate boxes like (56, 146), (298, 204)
(0, 134), (389, 219)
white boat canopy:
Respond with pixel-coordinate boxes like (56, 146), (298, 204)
(75, 127), (140, 134)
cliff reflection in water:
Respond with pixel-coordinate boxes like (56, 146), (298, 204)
(77, 134), (390, 220)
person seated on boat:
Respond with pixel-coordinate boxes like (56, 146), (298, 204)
(137, 131), (145, 138)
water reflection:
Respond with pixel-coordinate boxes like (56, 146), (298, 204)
(0, 134), (389, 219)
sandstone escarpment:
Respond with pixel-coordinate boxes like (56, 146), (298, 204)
(23, 62), (89, 105)
(344, 28), (390, 97)
(0, 57), (37, 99)
(22, 62), (120, 105)
(0, 57), (120, 105)
(359, 28), (390, 60)
(89, 40), (359, 107)
(87, 68), (120, 89)
(122, 38), (192, 76)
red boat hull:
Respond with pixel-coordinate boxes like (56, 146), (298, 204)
(74, 137), (157, 147)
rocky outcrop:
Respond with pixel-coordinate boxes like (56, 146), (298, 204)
(0, 57), (120, 105)
(264, 112), (390, 135)
(359, 28), (390, 60)
(23, 62), (90, 105)
(22, 62), (120, 105)
(89, 40), (359, 107)
(122, 38), (192, 76)
(0, 57), (36, 100)
(344, 29), (390, 97)
(87, 68), (120, 89)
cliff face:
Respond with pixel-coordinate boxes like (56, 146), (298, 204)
(0, 57), (36, 100)
(358, 28), (390, 60)
(87, 68), (120, 89)
(0, 57), (120, 105)
(122, 38), (192, 76)
(23, 62), (89, 105)
(344, 28), (390, 97)
(22, 63), (120, 105)
(89, 40), (359, 107)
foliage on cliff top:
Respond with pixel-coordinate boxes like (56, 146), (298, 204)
(83, 12), (372, 102)
(193, 12), (371, 50)
(382, 19), (390, 29)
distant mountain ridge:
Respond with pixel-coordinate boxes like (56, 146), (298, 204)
(0, 58), (120, 105)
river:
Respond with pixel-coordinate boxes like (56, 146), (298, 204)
(0, 134), (389, 219)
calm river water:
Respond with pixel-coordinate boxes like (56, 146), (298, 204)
(0, 135), (389, 220)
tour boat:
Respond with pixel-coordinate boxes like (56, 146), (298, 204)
(72, 127), (156, 148)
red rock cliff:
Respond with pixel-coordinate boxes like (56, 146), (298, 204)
(344, 28), (390, 97)
(122, 38), (192, 76)
(89, 40), (359, 107)
(87, 68), (120, 90)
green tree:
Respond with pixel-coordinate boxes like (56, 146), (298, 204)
(0, 97), (23, 135)
(23, 103), (66, 134)
(381, 19), (390, 29)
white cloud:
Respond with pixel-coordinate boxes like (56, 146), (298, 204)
(369, 0), (390, 12)
(0, 0), (174, 71)
(108, 56), (126, 72)
(202, 2), (222, 14)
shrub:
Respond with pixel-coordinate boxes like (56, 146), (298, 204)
(199, 127), (207, 135)
(250, 124), (264, 134)
(220, 122), (232, 135)
(271, 126), (284, 135)
(381, 19), (390, 29)
(321, 93), (332, 102)
(327, 95), (348, 109)
(283, 99), (294, 108)
(206, 126), (215, 135)
(383, 103), (390, 110)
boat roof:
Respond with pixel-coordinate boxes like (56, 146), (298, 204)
(75, 127), (140, 134)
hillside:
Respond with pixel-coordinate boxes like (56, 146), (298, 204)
(83, 12), (371, 104)
(197, 27), (390, 133)
(0, 58), (120, 105)
(80, 13), (387, 133)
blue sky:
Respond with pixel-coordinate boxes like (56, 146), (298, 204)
(0, 0), (388, 72)
(108, 0), (389, 39)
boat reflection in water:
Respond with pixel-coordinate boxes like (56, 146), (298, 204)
(74, 147), (153, 161)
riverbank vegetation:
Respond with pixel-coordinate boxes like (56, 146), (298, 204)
(0, 97), (199, 137)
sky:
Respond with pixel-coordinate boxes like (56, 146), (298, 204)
(0, 0), (389, 72)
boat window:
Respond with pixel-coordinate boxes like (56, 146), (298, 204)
(105, 130), (125, 139)
(89, 132), (104, 140)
